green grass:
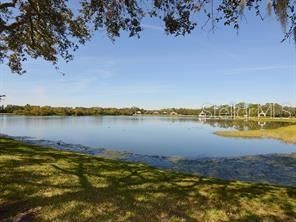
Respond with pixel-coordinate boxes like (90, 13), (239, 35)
(215, 125), (296, 144)
(0, 138), (295, 221)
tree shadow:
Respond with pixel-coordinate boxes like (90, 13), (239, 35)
(0, 138), (295, 221)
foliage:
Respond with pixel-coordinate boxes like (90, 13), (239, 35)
(0, 137), (295, 221)
(157, 103), (296, 117)
(0, 0), (295, 74)
(1, 104), (144, 116)
(1, 103), (296, 117)
(0, 0), (90, 74)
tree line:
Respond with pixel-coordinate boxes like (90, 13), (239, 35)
(0, 104), (144, 116)
(1, 103), (296, 118)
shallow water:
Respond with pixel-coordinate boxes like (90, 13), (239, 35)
(0, 115), (295, 158)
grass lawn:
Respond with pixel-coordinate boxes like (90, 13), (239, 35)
(0, 137), (295, 221)
(215, 125), (296, 144)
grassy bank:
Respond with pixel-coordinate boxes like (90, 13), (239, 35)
(0, 138), (295, 221)
(215, 125), (296, 144)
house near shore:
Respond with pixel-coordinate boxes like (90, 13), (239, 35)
(170, 111), (178, 116)
(258, 111), (266, 118)
(135, 111), (142, 115)
(198, 111), (207, 118)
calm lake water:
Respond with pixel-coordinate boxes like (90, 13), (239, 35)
(0, 115), (295, 158)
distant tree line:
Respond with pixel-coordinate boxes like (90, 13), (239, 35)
(149, 103), (296, 118)
(0, 104), (144, 116)
(1, 103), (296, 118)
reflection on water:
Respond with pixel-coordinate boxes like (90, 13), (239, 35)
(0, 115), (295, 158)
(202, 119), (294, 130)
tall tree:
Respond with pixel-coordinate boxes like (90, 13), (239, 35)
(1, 0), (295, 74)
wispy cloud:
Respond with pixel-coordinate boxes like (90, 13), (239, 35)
(95, 83), (171, 96)
(58, 69), (115, 93)
(225, 64), (295, 75)
(142, 24), (163, 31)
(221, 51), (243, 63)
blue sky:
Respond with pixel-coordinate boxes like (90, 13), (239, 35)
(0, 11), (295, 109)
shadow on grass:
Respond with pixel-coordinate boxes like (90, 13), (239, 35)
(0, 138), (295, 221)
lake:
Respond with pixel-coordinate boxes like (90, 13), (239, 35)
(0, 115), (295, 158)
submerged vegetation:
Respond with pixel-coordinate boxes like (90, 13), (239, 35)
(216, 125), (296, 145)
(0, 137), (295, 221)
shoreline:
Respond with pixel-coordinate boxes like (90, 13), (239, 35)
(1, 133), (295, 187)
(1, 113), (296, 121)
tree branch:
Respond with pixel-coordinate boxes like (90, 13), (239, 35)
(0, 0), (18, 10)
(0, 19), (25, 33)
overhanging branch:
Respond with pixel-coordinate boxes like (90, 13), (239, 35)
(0, 0), (18, 10)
